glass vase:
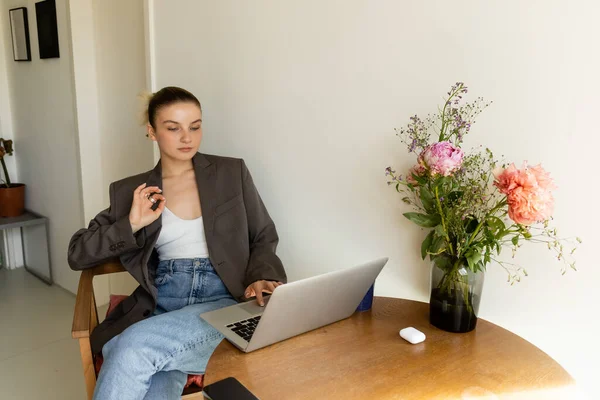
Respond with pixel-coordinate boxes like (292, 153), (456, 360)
(429, 258), (485, 333)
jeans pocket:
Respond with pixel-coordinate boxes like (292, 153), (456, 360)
(154, 269), (172, 286)
(203, 270), (231, 299)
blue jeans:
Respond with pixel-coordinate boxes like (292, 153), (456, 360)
(93, 258), (237, 400)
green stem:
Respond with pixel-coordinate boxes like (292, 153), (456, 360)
(439, 103), (448, 142)
(464, 199), (508, 250)
(0, 158), (10, 187)
(434, 186), (454, 256)
(438, 84), (463, 142)
(436, 259), (474, 314)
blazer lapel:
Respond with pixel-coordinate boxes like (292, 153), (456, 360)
(144, 159), (163, 243)
(141, 152), (215, 248)
(194, 152), (217, 238)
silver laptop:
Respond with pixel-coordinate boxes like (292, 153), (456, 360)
(200, 257), (388, 353)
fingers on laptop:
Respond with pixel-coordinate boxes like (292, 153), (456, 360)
(245, 280), (285, 306)
(255, 291), (266, 307)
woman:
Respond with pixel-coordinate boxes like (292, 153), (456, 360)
(68, 86), (286, 399)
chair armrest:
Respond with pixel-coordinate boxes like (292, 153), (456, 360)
(72, 268), (94, 339)
(71, 262), (127, 339)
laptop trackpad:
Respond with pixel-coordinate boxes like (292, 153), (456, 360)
(237, 296), (270, 316)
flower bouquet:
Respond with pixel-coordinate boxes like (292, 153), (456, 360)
(386, 83), (579, 332)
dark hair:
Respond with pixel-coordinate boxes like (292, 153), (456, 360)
(146, 86), (201, 129)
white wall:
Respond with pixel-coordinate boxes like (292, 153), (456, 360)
(151, 0), (599, 397)
(0, 4), (22, 270)
(1, 0), (84, 293)
(92, 0), (154, 296)
(0, 0), (151, 299)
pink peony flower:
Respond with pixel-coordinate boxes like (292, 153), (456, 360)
(406, 163), (426, 185)
(494, 162), (556, 225)
(418, 141), (464, 177)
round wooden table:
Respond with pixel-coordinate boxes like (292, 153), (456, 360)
(204, 297), (576, 399)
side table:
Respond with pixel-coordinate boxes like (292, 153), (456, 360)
(0, 209), (52, 284)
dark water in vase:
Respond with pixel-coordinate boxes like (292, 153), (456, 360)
(429, 288), (480, 333)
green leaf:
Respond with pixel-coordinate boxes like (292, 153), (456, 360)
(465, 217), (479, 234)
(511, 236), (519, 246)
(421, 230), (435, 260)
(432, 235), (445, 250)
(419, 187), (435, 213)
(435, 224), (446, 238)
(484, 251), (491, 264)
(432, 254), (453, 271)
(403, 212), (441, 228)
(466, 250), (482, 271)
(401, 197), (411, 204)
(433, 176), (451, 188)
(486, 216), (506, 235)
(484, 228), (495, 243)
(411, 173), (427, 185)
(447, 191), (463, 205)
(519, 227), (532, 239)
(475, 260), (485, 273)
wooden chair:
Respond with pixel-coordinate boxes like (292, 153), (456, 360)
(71, 261), (204, 399)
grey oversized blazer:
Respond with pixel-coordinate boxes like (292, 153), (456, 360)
(68, 152), (286, 354)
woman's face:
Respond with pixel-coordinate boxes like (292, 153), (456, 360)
(148, 101), (202, 162)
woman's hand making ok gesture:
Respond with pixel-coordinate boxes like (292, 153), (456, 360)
(129, 183), (166, 234)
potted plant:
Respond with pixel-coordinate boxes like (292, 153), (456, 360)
(0, 138), (25, 217)
(385, 83), (580, 333)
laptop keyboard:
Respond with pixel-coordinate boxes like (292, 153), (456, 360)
(226, 315), (262, 342)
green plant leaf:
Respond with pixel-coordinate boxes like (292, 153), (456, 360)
(421, 230), (435, 260)
(484, 251), (491, 264)
(433, 176), (450, 188)
(486, 216), (506, 235)
(432, 254), (453, 271)
(435, 224), (446, 237)
(411, 173), (427, 185)
(466, 250), (482, 271)
(519, 226), (532, 239)
(403, 212), (441, 228)
(419, 187), (435, 213)
(429, 236), (447, 257)
(511, 236), (519, 246)
(447, 191), (463, 205)
(476, 260), (485, 273)
(465, 217), (479, 234)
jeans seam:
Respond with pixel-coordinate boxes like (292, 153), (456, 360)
(153, 329), (222, 372)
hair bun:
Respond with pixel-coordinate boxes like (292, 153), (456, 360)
(137, 90), (154, 126)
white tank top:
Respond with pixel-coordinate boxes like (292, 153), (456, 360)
(155, 207), (209, 261)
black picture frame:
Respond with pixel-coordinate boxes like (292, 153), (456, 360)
(35, 0), (60, 59)
(8, 7), (32, 62)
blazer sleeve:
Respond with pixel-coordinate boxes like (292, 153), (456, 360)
(68, 182), (146, 271)
(240, 159), (287, 287)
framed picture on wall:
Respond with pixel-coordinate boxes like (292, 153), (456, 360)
(35, 0), (60, 59)
(9, 7), (32, 62)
